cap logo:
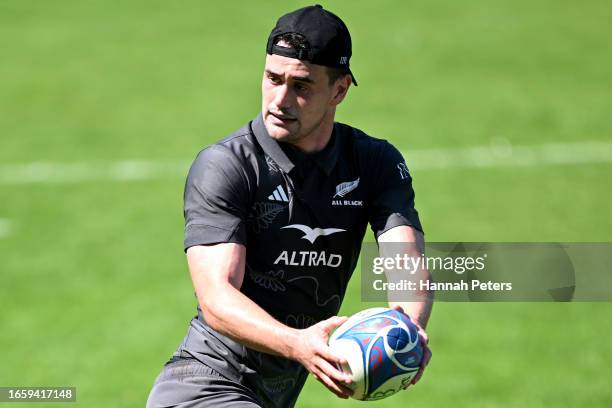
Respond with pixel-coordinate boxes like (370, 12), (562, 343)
(339, 56), (348, 65)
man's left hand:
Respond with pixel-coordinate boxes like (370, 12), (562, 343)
(391, 305), (432, 389)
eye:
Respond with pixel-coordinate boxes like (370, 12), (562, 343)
(267, 74), (282, 85)
(294, 82), (308, 92)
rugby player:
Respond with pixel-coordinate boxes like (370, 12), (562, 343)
(147, 5), (432, 407)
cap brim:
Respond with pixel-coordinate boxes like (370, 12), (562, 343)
(348, 68), (358, 86)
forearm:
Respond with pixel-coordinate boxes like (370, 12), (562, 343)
(389, 256), (433, 328)
(199, 282), (300, 359)
(187, 244), (300, 360)
(379, 226), (434, 328)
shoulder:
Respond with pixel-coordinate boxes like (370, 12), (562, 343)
(192, 122), (260, 169)
(335, 122), (404, 165)
(194, 124), (254, 163)
(188, 123), (259, 188)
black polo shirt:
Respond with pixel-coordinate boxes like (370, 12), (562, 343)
(178, 113), (422, 407)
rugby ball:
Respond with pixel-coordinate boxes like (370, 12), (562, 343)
(329, 308), (423, 401)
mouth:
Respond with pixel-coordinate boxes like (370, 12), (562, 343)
(269, 112), (297, 125)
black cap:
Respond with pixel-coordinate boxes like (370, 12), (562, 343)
(266, 4), (357, 86)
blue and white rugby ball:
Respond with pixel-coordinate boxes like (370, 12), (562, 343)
(329, 307), (423, 401)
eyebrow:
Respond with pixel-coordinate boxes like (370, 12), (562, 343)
(265, 69), (315, 84)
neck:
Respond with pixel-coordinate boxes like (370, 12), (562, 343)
(291, 109), (336, 153)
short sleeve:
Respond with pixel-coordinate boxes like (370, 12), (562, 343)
(183, 145), (251, 250)
(368, 142), (423, 238)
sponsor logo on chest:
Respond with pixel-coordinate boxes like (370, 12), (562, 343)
(275, 224), (345, 268)
(274, 250), (342, 268)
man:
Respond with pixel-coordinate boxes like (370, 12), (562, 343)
(147, 5), (432, 408)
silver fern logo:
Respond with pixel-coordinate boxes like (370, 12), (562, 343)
(333, 177), (360, 198)
(248, 202), (286, 233)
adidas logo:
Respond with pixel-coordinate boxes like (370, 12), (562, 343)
(268, 184), (289, 202)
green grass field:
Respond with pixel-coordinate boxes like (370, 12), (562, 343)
(1, 1), (611, 407)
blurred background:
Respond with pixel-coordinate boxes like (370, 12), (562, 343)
(1, 0), (611, 407)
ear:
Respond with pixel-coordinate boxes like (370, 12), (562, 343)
(330, 75), (352, 106)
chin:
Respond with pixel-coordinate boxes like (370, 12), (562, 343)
(267, 126), (290, 140)
(265, 121), (299, 141)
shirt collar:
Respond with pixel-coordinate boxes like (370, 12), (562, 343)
(250, 113), (340, 176)
(251, 113), (295, 174)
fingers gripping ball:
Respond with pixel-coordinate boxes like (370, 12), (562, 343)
(328, 308), (423, 401)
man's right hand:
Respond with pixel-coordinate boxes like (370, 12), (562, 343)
(291, 316), (354, 399)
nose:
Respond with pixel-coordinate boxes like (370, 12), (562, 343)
(272, 83), (292, 111)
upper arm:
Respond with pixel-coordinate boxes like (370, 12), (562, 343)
(378, 225), (424, 252)
(368, 142), (423, 239)
(183, 145), (251, 305)
(187, 243), (247, 303)
(378, 225), (425, 266)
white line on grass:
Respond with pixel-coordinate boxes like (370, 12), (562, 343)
(0, 160), (190, 185)
(0, 141), (611, 185)
(403, 140), (612, 170)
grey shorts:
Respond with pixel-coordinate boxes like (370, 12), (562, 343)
(146, 358), (263, 408)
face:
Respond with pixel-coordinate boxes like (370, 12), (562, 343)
(261, 52), (347, 144)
